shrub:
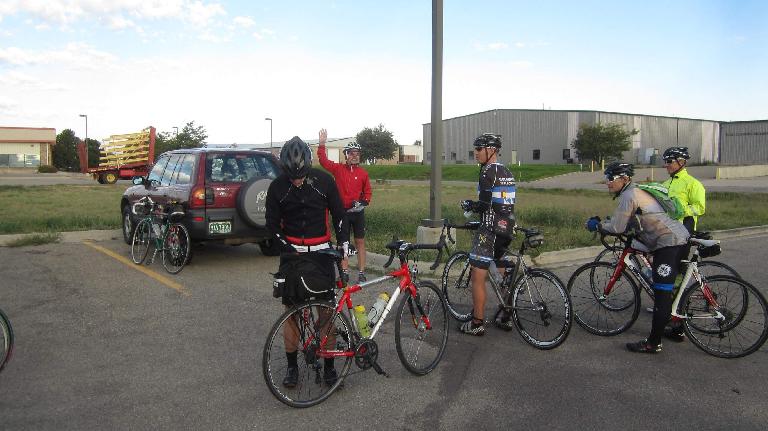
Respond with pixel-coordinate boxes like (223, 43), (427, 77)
(38, 165), (58, 173)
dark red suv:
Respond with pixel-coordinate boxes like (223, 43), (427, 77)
(121, 148), (282, 255)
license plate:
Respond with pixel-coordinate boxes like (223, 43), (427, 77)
(208, 221), (232, 235)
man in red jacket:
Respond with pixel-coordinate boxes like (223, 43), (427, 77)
(317, 128), (372, 282)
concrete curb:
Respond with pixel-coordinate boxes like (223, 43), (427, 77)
(355, 225), (768, 277)
(2, 226), (767, 273)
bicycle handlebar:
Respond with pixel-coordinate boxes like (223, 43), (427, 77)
(383, 235), (447, 271)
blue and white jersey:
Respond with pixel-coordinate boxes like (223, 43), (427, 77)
(477, 162), (516, 234)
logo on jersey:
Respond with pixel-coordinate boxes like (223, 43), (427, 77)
(656, 264), (672, 277)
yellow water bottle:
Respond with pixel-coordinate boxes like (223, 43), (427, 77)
(354, 305), (371, 338)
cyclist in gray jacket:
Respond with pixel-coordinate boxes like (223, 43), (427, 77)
(586, 162), (689, 354)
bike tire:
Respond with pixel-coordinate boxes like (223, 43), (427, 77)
(395, 281), (449, 375)
(441, 251), (473, 322)
(130, 219), (152, 265)
(0, 308), (13, 373)
(262, 301), (353, 408)
(594, 247), (621, 264)
(567, 261), (641, 336)
(509, 269), (572, 350)
(697, 260), (741, 280)
(681, 275), (768, 358)
(162, 223), (191, 274)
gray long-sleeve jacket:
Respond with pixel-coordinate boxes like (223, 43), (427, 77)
(600, 183), (689, 251)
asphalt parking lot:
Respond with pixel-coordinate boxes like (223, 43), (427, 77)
(1, 233), (767, 430)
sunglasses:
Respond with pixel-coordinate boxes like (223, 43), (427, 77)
(605, 174), (625, 182)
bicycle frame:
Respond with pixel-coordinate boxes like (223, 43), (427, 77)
(602, 240), (720, 321)
(304, 242), (442, 361)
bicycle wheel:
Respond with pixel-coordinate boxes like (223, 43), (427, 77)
(395, 281), (449, 375)
(0, 308), (13, 373)
(162, 223), (191, 274)
(567, 261), (641, 336)
(130, 219), (152, 264)
(594, 247), (621, 264)
(441, 251), (473, 322)
(508, 269), (572, 349)
(681, 275), (768, 358)
(262, 301), (353, 408)
(697, 260), (741, 280)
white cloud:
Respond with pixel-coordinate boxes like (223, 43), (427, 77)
(108, 15), (136, 30)
(233, 16), (255, 28)
(186, 1), (226, 27)
(0, 44), (118, 69)
(0, 0), (225, 28)
(475, 42), (508, 51)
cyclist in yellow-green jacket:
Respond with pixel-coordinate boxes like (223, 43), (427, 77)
(661, 147), (705, 233)
(661, 146), (705, 343)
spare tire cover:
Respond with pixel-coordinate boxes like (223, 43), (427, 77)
(236, 178), (272, 227)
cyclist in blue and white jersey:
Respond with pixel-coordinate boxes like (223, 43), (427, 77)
(459, 133), (516, 336)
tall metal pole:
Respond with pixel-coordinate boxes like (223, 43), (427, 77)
(265, 117), (273, 148)
(425, 0), (444, 227)
(79, 114), (88, 147)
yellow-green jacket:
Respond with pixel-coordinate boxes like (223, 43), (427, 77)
(662, 168), (705, 229)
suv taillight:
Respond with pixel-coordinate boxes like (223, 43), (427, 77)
(190, 186), (208, 208)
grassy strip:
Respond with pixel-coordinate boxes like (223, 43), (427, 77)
(2, 184), (766, 255)
(5, 232), (62, 247)
(363, 164), (582, 182)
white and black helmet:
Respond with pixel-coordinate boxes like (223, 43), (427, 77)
(280, 136), (312, 179)
(662, 147), (690, 162)
(604, 161), (634, 181)
(473, 133), (502, 149)
(343, 141), (361, 154)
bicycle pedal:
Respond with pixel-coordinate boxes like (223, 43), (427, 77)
(372, 361), (389, 378)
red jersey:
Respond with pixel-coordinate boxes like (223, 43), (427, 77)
(318, 144), (372, 209)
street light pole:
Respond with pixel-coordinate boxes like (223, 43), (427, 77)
(79, 114), (88, 144)
(265, 117), (273, 149)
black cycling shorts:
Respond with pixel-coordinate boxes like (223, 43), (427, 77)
(651, 245), (685, 292)
(342, 211), (366, 239)
(468, 228), (512, 270)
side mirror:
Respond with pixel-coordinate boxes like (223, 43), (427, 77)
(132, 176), (145, 185)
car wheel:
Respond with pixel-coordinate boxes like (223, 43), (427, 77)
(237, 178), (272, 227)
(259, 238), (280, 256)
(122, 205), (134, 244)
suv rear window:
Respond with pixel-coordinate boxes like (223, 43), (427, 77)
(206, 153), (279, 183)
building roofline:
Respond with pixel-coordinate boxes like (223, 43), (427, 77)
(421, 108), (723, 126)
(0, 126), (56, 131)
(720, 119), (768, 125)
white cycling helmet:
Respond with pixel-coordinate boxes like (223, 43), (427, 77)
(343, 141), (361, 154)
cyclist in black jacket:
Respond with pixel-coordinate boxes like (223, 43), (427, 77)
(265, 136), (349, 388)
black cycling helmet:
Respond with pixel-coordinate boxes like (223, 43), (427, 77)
(473, 133), (502, 149)
(279, 136), (312, 179)
(662, 146), (690, 162)
(604, 161), (634, 181)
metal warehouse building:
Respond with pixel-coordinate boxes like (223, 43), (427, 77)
(720, 120), (768, 165)
(423, 109), (723, 165)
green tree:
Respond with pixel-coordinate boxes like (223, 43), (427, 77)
(571, 122), (638, 165)
(84, 138), (101, 167)
(355, 124), (398, 164)
(53, 129), (80, 171)
(154, 121), (208, 160)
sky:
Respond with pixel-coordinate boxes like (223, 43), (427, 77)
(1, 0), (767, 147)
